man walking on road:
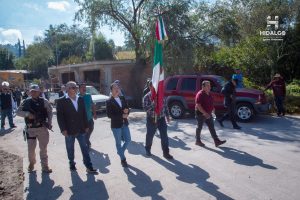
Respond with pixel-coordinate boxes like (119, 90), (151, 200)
(195, 81), (226, 147)
(106, 83), (131, 167)
(218, 76), (241, 129)
(79, 83), (97, 149)
(143, 81), (173, 159)
(17, 84), (53, 173)
(56, 81), (97, 174)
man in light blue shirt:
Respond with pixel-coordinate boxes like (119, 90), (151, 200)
(79, 83), (97, 149)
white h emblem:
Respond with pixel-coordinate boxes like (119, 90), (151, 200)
(267, 16), (279, 30)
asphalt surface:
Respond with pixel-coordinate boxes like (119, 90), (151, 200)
(0, 110), (299, 200)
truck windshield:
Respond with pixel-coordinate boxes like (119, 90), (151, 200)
(86, 86), (100, 95)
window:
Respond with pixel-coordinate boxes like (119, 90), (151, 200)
(202, 79), (219, 93)
(166, 78), (178, 90)
(181, 78), (196, 91)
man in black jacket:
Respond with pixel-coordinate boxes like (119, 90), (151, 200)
(0, 81), (17, 129)
(56, 81), (97, 173)
(106, 83), (131, 167)
(218, 77), (241, 129)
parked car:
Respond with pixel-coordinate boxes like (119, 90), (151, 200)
(164, 75), (271, 122)
(48, 86), (109, 112)
(49, 92), (59, 106)
(85, 86), (109, 112)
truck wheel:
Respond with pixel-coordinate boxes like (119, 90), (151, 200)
(236, 103), (254, 122)
(169, 101), (185, 119)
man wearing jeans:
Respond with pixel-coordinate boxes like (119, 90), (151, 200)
(106, 83), (131, 167)
(195, 80), (226, 147)
(0, 81), (17, 129)
(78, 83), (97, 149)
(56, 81), (97, 173)
(143, 81), (173, 159)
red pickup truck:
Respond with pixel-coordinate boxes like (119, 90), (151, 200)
(164, 75), (271, 122)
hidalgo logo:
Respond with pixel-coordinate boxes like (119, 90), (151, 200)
(260, 16), (286, 41)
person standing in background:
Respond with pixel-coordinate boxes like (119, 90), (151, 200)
(0, 81), (17, 129)
(265, 73), (286, 116)
(78, 83), (97, 149)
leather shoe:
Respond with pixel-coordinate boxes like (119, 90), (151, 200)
(195, 141), (205, 147)
(233, 125), (241, 130)
(163, 153), (174, 160)
(215, 140), (226, 147)
(121, 159), (128, 167)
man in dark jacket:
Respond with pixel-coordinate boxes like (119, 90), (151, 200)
(56, 81), (97, 173)
(218, 77), (241, 129)
(0, 81), (17, 129)
(265, 73), (286, 116)
(106, 82), (131, 167)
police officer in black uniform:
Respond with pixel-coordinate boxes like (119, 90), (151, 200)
(17, 84), (53, 173)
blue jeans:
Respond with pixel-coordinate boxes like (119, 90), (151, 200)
(1, 108), (14, 127)
(145, 117), (169, 154)
(111, 125), (131, 160)
(274, 96), (285, 115)
(65, 133), (93, 169)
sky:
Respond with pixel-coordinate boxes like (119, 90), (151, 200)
(0, 0), (125, 46)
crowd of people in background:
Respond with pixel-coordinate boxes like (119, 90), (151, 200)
(0, 70), (286, 174)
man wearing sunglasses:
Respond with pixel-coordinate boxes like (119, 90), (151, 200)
(0, 81), (17, 129)
(56, 81), (97, 174)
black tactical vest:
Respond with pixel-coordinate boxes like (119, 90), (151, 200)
(23, 97), (48, 127)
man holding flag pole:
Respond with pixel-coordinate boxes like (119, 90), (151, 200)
(143, 16), (173, 159)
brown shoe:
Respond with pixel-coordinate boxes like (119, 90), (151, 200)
(215, 140), (226, 147)
(42, 166), (53, 173)
(28, 164), (34, 173)
(195, 141), (205, 147)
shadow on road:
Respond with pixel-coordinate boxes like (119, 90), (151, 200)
(169, 136), (192, 151)
(70, 171), (109, 200)
(124, 165), (165, 200)
(89, 148), (111, 174)
(127, 140), (145, 155)
(26, 172), (63, 200)
(151, 155), (233, 200)
(0, 128), (14, 137)
(205, 146), (277, 169)
(244, 115), (300, 143)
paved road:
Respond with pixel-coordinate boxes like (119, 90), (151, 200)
(0, 111), (300, 200)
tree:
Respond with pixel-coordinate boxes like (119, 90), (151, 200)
(86, 33), (114, 61)
(21, 43), (54, 78)
(44, 24), (91, 65)
(0, 48), (15, 70)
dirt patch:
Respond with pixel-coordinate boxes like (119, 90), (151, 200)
(0, 150), (23, 200)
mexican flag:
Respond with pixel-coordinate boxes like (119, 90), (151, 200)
(151, 16), (168, 115)
(151, 41), (164, 115)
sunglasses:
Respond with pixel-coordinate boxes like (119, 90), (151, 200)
(69, 86), (78, 90)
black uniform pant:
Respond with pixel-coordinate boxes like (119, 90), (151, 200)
(196, 114), (218, 141)
(220, 103), (238, 127)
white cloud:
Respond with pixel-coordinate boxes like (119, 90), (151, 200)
(0, 28), (23, 44)
(23, 3), (41, 12)
(47, 1), (70, 11)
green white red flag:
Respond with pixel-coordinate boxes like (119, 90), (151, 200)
(151, 16), (168, 115)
